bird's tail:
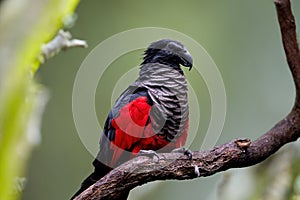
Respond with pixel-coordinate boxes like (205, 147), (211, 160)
(70, 159), (112, 199)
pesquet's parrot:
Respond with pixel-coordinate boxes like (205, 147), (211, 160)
(71, 39), (193, 200)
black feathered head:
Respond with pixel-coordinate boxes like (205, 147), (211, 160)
(142, 39), (193, 71)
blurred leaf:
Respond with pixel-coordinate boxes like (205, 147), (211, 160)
(0, 0), (80, 200)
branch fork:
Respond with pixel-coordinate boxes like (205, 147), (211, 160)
(41, 29), (88, 61)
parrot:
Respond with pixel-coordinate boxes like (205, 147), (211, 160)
(71, 39), (193, 200)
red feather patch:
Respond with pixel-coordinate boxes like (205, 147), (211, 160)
(109, 96), (189, 167)
(110, 97), (151, 166)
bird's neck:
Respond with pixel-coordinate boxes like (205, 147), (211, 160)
(139, 63), (185, 81)
(137, 63), (188, 98)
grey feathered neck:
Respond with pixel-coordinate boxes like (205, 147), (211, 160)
(135, 63), (189, 141)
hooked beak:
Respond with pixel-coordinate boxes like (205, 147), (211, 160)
(179, 49), (193, 71)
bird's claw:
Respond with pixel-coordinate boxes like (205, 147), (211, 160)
(138, 150), (160, 161)
(184, 149), (193, 160)
(193, 165), (200, 177)
(172, 147), (193, 160)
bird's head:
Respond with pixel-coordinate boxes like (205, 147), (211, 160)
(142, 39), (193, 71)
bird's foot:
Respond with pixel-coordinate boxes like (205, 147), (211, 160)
(172, 147), (193, 160)
(138, 150), (161, 162)
(193, 165), (200, 177)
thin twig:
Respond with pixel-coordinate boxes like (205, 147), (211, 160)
(274, 0), (300, 107)
(41, 29), (88, 61)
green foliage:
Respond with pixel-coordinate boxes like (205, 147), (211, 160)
(0, 1), (80, 200)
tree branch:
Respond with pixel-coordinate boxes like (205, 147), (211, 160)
(41, 29), (88, 61)
(75, 0), (300, 199)
(275, 0), (300, 107)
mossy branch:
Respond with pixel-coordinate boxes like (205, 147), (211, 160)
(0, 1), (84, 200)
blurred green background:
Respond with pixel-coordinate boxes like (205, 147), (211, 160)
(22, 0), (300, 200)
